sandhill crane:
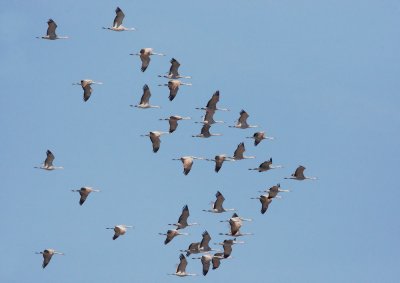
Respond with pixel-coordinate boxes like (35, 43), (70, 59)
(181, 231), (215, 256)
(215, 238), (244, 258)
(37, 19), (68, 40)
(159, 58), (191, 79)
(159, 115), (191, 133)
(71, 187), (100, 205)
(192, 254), (212, 276)
(248, 158), (282, 172)
(246, 131), (274, 146)
(196, 91), (229, 111)
(34, 150), (63, 170)
(172, 156), (204, 175)
(159, 229), (189, 245)
(251, 194), (273, 214)
(220, 213), (252, 237)
(103, 7), (135, 31)
(130, 84), (160, 109)
(158, 80), (192, 101)
(229, 110), (258, 129)
(203, 191), (235, 213)
(35, 249), (64, 268)
(195, 108), (225, 125)
(231, 142), (255, 160)
(72, 80), (102, 102)
(168, 205), (198, 230)
(258, 183), (290, 199)
(285, 165), (317, 180)
(130, 48), (165, 72)
(106, 225), (133, 240)
(205, 154), (234, 173)
(141, 131), (169, 153)
(168, 254), (196, 277)
(192, 123), (222, 138)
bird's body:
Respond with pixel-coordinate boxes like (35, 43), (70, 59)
(35, 150), (63, 170)
(73, 79), (102, 102)
(37, 19), (68, 40)
(159, 58), (191, 79)
(192, 254), (212, 276)
(71, 187), (100, 205)
(169, 254), (196, 277)
(141, 131), (169, 153)
(192, 123), (222, 138)
(159, 115), (191, 133)
(131, 84), (160, 109)
(246, 131), (274, 146)
(231, 142), (255, 160)
(249, 158), (282, 172)
(168, 205), (198, 230)
(130, 48), (165, 72)
(196, 108), (225, 125)
(172, 156), (204, 175)
(160, 229), (188, 245)
(103, 7), (135, 31)
(106, 225), (133, 240)
(159, 80), (192, 101)
(230, 110), (258, 129)
(285, 165), (317, 180)
(36, 249), (64, 268)
(203, 191), (235, 213)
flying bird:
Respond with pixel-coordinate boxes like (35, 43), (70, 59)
(34, 150), (63, 170)
(248, 158), (282, 172)
(251, 194), (273, 214)
(130, 84), (160, 109)
(192, 254), (212, 276)
(258, 183), (290, 199)
(215, 238), (244, 258)
(195, 108), (225, 125)
(285, 165), (317, 180)
(205, 154), (234, 173)
(106, 225), (133, 240)
(130, 48), (165, 72)
(35, 249), (64, 269)
(159, 229), (188, 245)
(168, 254), (196, 277)
(172, 156), (204, 175)
(220, 213), (252, 237)
(71, 187), (100, 205)
(159, 115), (191, 133)
(159, 80), (192, 101)
(229, 110), (258, 129)
(168, 205), (198, 230)
(196, 91), (229, 111)
(158, 58), (191, 79)
(181, 231), (214, 256)
(203, 191), (235, 213)
(231, 142), (255, 160)
(211, 252), (228, 270)
(141, 131), (169, 153)
(103, 7), (135, 31)
(37, 19), (68, 40)
(192, 123), (222, 138)
(246, 131), (274, 146)
(72, 80), (103, 102)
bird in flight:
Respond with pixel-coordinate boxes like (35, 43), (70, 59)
(103, 7), (135, 31)
(34, 150), (63, 170)
(37, 19), (68, 40)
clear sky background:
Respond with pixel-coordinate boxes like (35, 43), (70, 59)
(1, 0), (399, 282)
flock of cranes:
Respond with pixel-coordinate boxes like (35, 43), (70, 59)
(34, 6), (318, 275)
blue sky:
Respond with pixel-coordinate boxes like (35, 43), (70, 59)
(1, 0), (400, 282)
